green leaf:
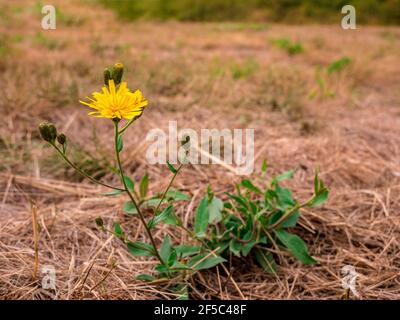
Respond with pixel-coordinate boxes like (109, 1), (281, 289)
(208, 196), (223, 224)
(188, 253), (226, 271)
(148, 205), (180, 229)
(241, 179), (262, 194)
(310, 189), (329, 207)
(194, 196), (209, 238)
(160, 235), (172, 263)
(226, 193), (248, 209)
(102, 189), (123, 197)
(113, 222), (123, 238)
(229, 239), (242, 257)
(274, 229), (317, 265)
(143, 190), (189, 212)
(127, 241), (155, 257)
(269, 210), (300, 228)
(155, 264), (169, 273)
(139, 173), (149, 199)
(167, 250), (177, 267)
(166, 160), (177, 174)
(136, 273), (155, 282)
(254, 248), (277, 274)
(165, 189), (190, 201)
(275, 184), (296, 209)
(314, 172), (319, 194)
(117, 135), (123, 152)
(261, 159), (267, 173)
(275, 169), (295, 182)
(123, 201), (137, 214)
(175, 245), (201, 257)
(241, 238), (257, 256)
(123, 176), (134, 191)
(327, 57), (351, 74)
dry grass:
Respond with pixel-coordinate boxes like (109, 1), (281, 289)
(0, 0), (399, 299)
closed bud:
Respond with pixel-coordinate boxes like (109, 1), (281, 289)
(38, 121), (57, 143)
(57, 133), (66, 145)
(95, 217), (104, 228)
(112, 63), (124, 85)
(104, 68), (111, 86)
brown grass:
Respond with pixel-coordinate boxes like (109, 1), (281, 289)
(0, 0), (399, 299)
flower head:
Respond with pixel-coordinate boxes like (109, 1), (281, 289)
(80, 80), (148, 120)
(38, 121), (57, 143)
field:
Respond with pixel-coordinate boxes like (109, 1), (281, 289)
(0, 0), (400, 300)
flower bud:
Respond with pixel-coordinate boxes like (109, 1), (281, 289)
(95, 217), (104, 228)
(38, 121), (57, 143)
(104, 68), (111, 86)
(57, 133), (66, 145)
(112, 63), (124, 85)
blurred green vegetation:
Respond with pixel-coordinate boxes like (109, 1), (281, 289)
(99, 0), (400, 24)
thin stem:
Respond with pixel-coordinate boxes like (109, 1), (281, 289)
(268, 197), (314, 230)
(52, 144), (124, 192)
(118, 116), (138, 135)
(113, 120), (165, 265)
(152, 164), (183, 218)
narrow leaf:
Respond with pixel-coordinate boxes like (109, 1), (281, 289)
(165, 189), (190, 201)
(208, 196), (223, 223)
(123, 176), (134, 191)
(274, 229), (317, 264)
(175, 245), (201, 257)
(123, 201), (137, 214)
(139, 173), (149, 199)
(275, 169), (295, 182)
(166, 160), (177, 174)
(310, 189), (329, 207)
(117, 135), (123, 152)
(261, 159), (267, 173)
(188, 253), (226, 271)
(148, 205), (179, 229)
(160, 235), (172, 263)
(102, 190), (122, 197)
(241, 179), (262, 194)
(113, 222), (123, 238)
(194, 196), (209, 238)
(254, 248), (278, 274)
(127, 241), (155, 257)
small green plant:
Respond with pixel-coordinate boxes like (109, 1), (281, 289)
(327, 57), (352, 74)
(309, 57), (352, 100)
(38, 63), (328, 298)
(271, 38), (304, 55)
(203, 166), (328, 272)
(231, 58), (259, 80)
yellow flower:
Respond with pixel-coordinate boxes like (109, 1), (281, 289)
(80, 80), (148, 120)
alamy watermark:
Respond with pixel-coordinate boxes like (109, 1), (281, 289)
(33, 265), (56, 299)
(146, 121), (254, 175)
(41, 4), (56, 30)
(342, 5), (356, 29)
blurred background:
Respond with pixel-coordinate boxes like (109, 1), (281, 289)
(100, 0), (400, 24)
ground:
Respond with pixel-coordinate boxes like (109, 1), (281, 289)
(0, 0), (399, 299)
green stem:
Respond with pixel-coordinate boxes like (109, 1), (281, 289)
(118, 116), (138, 135)
(268, 197), (314, 230)
(52, 143), (124, 192)
(152, 164), (183, 218)
(113, 120), (165, 265)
